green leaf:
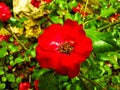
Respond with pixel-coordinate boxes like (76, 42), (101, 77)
(6, 74), (15, 82)
(8, 44), (18, 53)
(15, 57), (24, 64)
(10, 60), (15, 66)
(87, 65), (102, 78)
(16, 77), (22, 84)
(39, 73), (58, 90)
(65, 12), (74, 20)
(50, 16), (63, 24)
(0, 41), (8, 47)
(0, 83), (6, 90)
(68, 0), (78, 9)
(31, 50), (36, 58)
(112, 75), (120, 84)
(100, 6), (117, 18)
(39, 18), (47, 25)
(1, 76), (7, 82)
(0, 47), (7, 58)
(0, 69), (4, 75)
(73, 13), (82, 24)
(19, 17), (28, 23)
(86, 30), (119, 52)
(32, 69), (50, 79)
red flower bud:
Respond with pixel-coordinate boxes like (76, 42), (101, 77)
(31, 0), (41, 8)
(19, 82), (31, 90)
(0, 2), (11, 22)
(0, 35), (10, 42)
(72, 4), (81, 13)
(8, 65), (12, 70)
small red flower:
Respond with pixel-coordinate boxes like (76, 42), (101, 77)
(0, 2), (11, 22)
(19, 82), (31, 90)
(0, 35), (10, 42)
(34, 80), (39, 90)
(8, 65), (13, 70)
(36, 19), (92, 78)
(31, 0), (41, 8)
(43, 0), (52, 3)
(72, 4), (81, 13)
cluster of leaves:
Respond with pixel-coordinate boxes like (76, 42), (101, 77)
(0, 0), (120, 90)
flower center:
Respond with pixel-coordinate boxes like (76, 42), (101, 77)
(58, 42), (74, 54)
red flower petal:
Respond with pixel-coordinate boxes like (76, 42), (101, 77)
(43, 0), (52, 3)
(63, 19), (86, 42)
(36, 45), (62, 69)
(74, 37), (92, 62)
(38, 24), (65, 51)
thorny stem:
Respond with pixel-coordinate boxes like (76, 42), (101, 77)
(98, 20), (120, 31)
(4, 26), (28, 51)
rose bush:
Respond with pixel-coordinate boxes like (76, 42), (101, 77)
(36, 19), (92, 78)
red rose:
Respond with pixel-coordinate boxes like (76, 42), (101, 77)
(19, 82), (31, 90)
(0, 2), (11, 22)
(36, 19), (92, 78)
(0, 35), (10, 42)
(43, 0), (52, 3)
(34, 80), (39, 90)
(31, 0), (41, 8)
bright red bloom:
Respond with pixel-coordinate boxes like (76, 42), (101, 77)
(31, 0), (41, 8)
(43, 0), (52, 3)
(19, 82), (31, 90)
(36, 19), (92, 78)
(34, 80), (39, 90)
(72, 4), (81, 13)
(0, 2), (11, 22)
(0, 35), (10, 42)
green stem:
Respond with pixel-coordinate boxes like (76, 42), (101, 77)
(4, 26), (28, 51)
(83, 0), (89, 23)
(98, 20), (120, 31)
